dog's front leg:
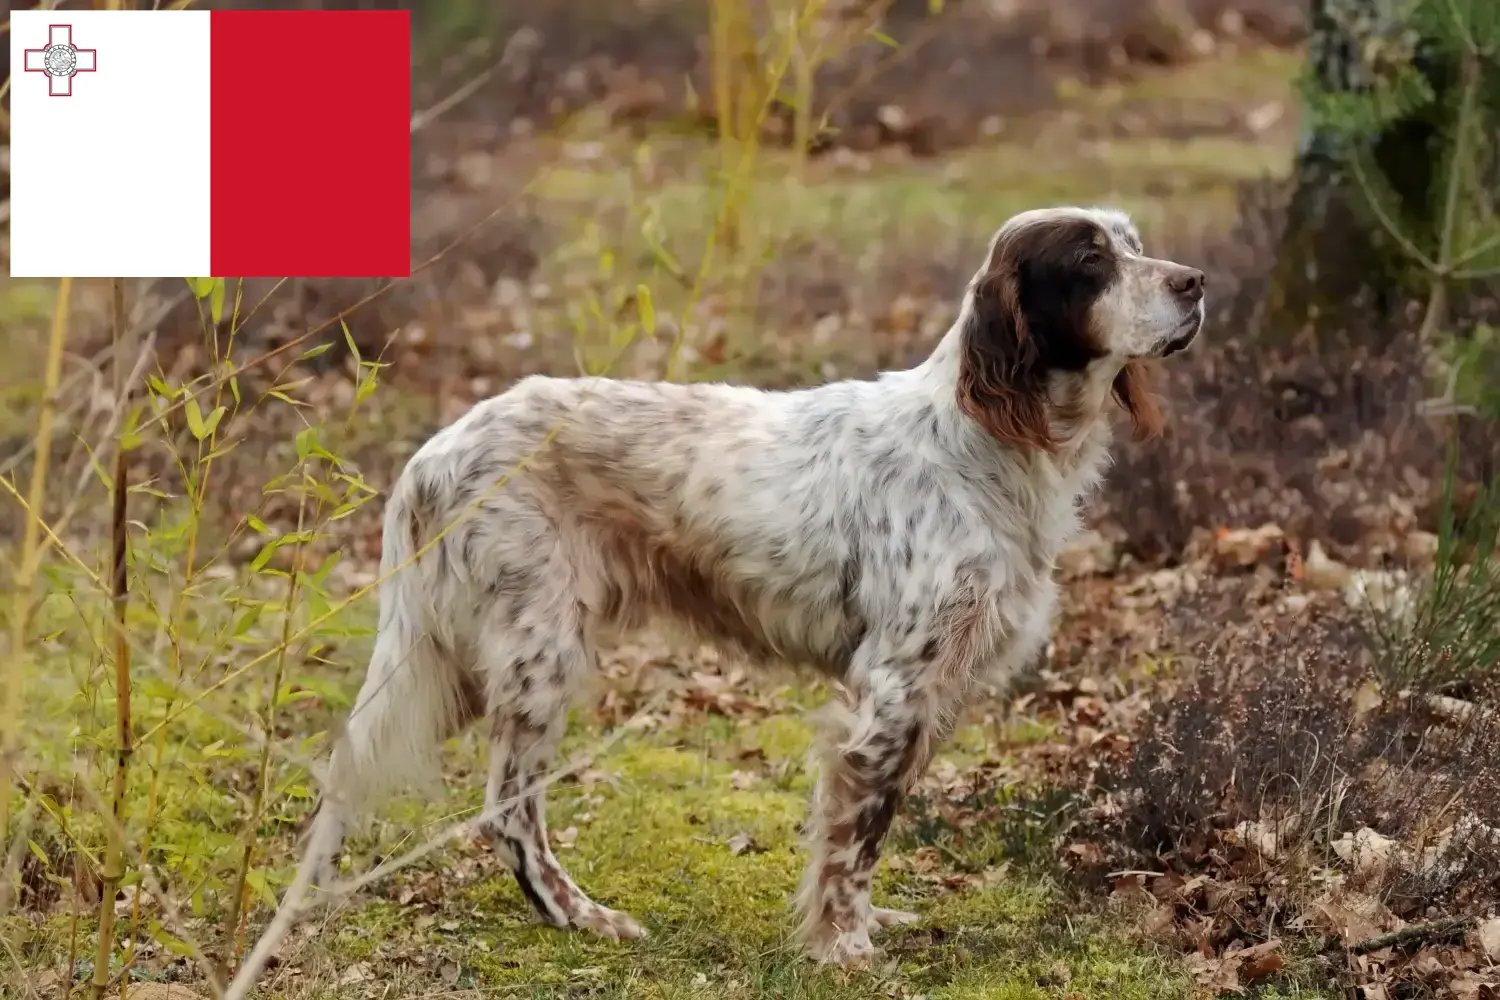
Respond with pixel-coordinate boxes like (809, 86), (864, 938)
(796, 657), (935, 967)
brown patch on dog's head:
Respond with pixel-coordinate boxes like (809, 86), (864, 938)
(957, 206), (1191, 450)
(956, 211), (1120, 451)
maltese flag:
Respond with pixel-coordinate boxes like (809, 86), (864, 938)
(9, 9), (411, 279)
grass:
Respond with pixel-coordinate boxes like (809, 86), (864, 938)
(16, 593), (1193, 998)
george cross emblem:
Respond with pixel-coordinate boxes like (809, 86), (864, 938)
(24, 25), (98, 97)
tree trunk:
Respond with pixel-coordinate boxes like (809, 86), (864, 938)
(1262, 0), (1474, 341)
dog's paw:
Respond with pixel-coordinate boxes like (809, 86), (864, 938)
(808, 927), (875, 968)
(867, 906), (919, 932)
(571, 903), (648, 942)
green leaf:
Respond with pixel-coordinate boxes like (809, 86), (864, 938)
(153, 925), (197, 958)
(276, 685), (318, 707)
(146, 374), (176, 400)
(637, 284), (656, 336)
(119, 403), (147, 452)
(185, 277), (215, 298)
(136, 675), (186, 703)
(295, 427), (317, 461)
(299, 342), (335, 360)
(202, 405), (226, 439)
(209, 278), (226, 325)
(342, 319), (361, 367)
(244, 869), (278, 909)
(355, 369), (379, 404)
(204, 440), (239, 462)
(311, 550), (341, 586)
(183, 395), (207, 440)
(233, 605), (264, 637)
(249, 539), (281, 573)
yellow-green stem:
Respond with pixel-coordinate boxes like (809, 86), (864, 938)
(0, 276), (71, 869)
(222, 463), (312, 977)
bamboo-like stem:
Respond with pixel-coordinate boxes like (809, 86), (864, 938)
(89, 277), (134, 1000)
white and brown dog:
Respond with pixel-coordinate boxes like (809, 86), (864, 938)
(306, 205), (1204, 965)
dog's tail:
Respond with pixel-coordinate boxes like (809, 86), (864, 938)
(318, 472), (480, 828)
(246, 474), (482, 1000)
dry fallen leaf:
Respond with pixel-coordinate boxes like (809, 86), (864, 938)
(1237, 939), (1285, 983)
(1065, 841), (1105, 866)
(1228, 819), (1282, 860)
(1309, 889), (1388, 945)
(1302, 539), (1352, 590)
(1478, 917), (1500, 963)
(1352, 679), (1384, 721)
(1451, 972), (1500, 1000)
(338, 962), (374, 987)
(1332, 827), (1404, 881)
(1185, 951), (1242, 996)
(1186, 939), (1284, 997)
(1213, 524), (1286, 569)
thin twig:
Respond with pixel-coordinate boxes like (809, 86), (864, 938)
(410, 62), (500, 134)
(1347, 916), (1473, 954)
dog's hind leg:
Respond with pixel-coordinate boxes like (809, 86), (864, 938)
(475, 614), (647, 941)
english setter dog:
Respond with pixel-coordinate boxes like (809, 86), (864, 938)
(307, 205), (1205, 966)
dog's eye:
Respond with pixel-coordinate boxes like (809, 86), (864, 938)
(1081, 250), (1103, 265)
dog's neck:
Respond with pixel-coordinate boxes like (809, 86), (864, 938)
(910, 318), (1121, 467)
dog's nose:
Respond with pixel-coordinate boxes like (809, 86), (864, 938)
(1168, 268), (1205, 302)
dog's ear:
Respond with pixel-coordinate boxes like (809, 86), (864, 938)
(956, 264), (1054, 452)
(1112, 361), (1164, 440)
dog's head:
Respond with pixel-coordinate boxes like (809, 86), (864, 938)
(955, 206), (1204, 451)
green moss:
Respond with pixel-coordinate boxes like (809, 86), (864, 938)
(311, 723), (1191, 998)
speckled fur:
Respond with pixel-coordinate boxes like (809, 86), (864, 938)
(307, 206), (1206, 965)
